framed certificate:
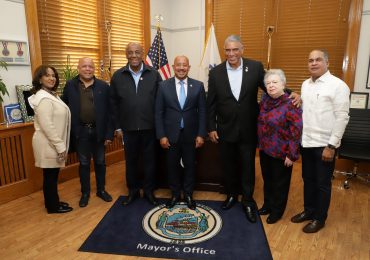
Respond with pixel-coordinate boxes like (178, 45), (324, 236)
(350, 92), (369, 109)
(4, 103), (23, 123)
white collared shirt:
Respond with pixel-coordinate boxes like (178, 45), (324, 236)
(175, 77), (188, 101)
(301, 70), (350, 148)
(226, 58), (243, 100)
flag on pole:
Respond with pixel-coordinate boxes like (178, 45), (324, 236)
(145, 28), (171, 80)
(198, 24), (221, 91)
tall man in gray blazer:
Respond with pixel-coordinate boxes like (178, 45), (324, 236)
(155, 56), (207, 210)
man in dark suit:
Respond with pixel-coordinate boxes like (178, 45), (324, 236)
(207, 35), (266, 223)
(155, 56), (206, 210)
(62, 57), (114, 208)
(110, 43), (162, 206)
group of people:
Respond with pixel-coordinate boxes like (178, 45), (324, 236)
(29, 34), (350, 234)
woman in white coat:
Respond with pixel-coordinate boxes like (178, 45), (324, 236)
(28, 65), (73, 214)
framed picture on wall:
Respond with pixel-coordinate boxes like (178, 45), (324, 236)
(350, 92), (369, 109)
(0, 40), (30, 65)
(4, 103), (23, 124)
(367, 56), (370, 89)
(15, 85), (34, 122)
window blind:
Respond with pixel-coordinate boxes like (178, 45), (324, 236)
(213, 0), (351, 93)
(37, 0), (145, 83)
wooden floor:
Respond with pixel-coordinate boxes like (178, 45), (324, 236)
(0, 159), (369, 260)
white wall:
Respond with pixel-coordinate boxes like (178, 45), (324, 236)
(354, 0), (370, 108)
(0, 0), (32, 107)
(150, 0), (205, 79)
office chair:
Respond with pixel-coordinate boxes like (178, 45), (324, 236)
(335, 108), (370, 189)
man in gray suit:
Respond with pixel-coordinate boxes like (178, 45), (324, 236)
(155, 55), (207, 210)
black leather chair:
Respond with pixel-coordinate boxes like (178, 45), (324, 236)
(335, 108), (370, 189)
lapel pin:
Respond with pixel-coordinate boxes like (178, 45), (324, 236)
(140, 77), (143, 80)
(245, 67), (248, 72)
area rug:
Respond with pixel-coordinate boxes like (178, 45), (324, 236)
(79, 196), (272, 260)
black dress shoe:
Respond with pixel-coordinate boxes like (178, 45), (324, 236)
(166, 196), (179, 209)
(221, 196), (237, 210)
(291, 211), (312, 223)
(185, 196), (196, 210)
(79, 194), (90, 208)
(243, 205), (257, 223)
(258, 206), (271, 215)
(97, 190), (113, 202)
(303, 220), (325, 233)
(47, 205), (73, 214)
(144, 193), (158, 206)
(266, 214), (281, 224)
(59, 201), (69, 207)
(122, 192), (139, 206)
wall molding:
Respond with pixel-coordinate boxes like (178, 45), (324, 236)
(151, 25), (205, 33)
(5, 0), (24, 4)
(363, 10), (370, 15)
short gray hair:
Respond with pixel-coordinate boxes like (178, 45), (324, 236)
(312, 49), (329, 62)
(224, 35), (243, 48)
(264, 69), (286, 86)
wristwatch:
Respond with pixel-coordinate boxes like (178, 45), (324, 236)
(327, 144), (336, 150)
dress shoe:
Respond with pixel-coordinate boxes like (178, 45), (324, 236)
(243, 205), (257, 223)
(266, 214), (281, 224)
(185, 196), (196, 210)
(166, 196), (180, 209)
(291, 211), (313, 223)
(122, 192), (139, 206)
(79, 194), (90, 208)
(59, 201), (69, 207)
(97, 190), (113, 202)
(144, 192), (158, 206)
(47, 205), (73, 214)
(303, 220), (325, 233)
(221, 196), (237, 210)
(258, 206), (271, 215)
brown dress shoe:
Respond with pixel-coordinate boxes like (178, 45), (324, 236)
(303, 220), (325, 233)
(291, 211), (312, 223)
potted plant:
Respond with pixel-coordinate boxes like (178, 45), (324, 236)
(0, 60), (9, 103)
(61, 55), (78, 85)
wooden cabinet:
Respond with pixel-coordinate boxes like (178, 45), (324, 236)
(0, 123), (124, 205)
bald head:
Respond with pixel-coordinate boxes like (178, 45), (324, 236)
(126, 42), (144, 72)
(77, 57), (95, 82)
(172, 55), (190, 80)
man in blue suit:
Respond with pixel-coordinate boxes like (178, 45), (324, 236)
(62, 57), (114, 208)
(155, 56), (207, 210)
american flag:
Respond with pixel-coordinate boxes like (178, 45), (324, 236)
(145, 28), (171, 80)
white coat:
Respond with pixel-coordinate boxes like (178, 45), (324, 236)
(28, 89), (71, 168)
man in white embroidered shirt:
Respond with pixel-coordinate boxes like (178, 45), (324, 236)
(291, 49), (350, 233)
